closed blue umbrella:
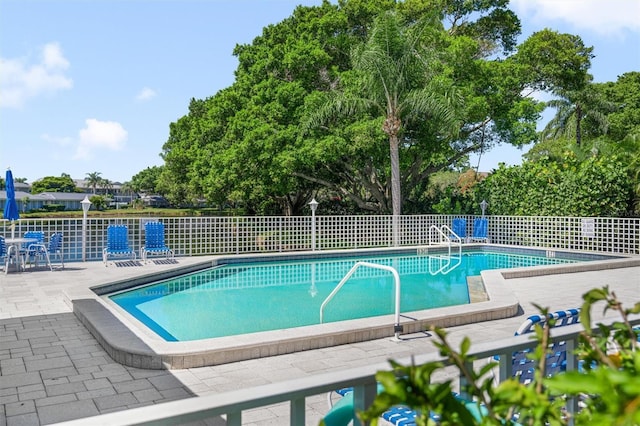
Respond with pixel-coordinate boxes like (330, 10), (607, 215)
(4, 168), (20, 238)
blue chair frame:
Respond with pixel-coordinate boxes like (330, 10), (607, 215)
(470, 218), (489, 243)
(103, 225), (136, 266)
(141, 221), (174, 263)
(509, 308), (581, 384)
(451, 218), (467, 240)
(0, 236), (13, 274)
(46, 233), (64, 270)
(21, 231), (46, 269)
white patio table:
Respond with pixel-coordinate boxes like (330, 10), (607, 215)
(4, 237), (37, 273)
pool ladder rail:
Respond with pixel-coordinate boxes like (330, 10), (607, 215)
(319, 261), (403, 339)
(428, 254), (462, 275)
(429, 225), (463, 255)
(420, 225), (463, 275)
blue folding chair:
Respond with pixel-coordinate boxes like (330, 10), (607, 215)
(141, 221), (174, 263)
(22, 231), (45, 268)
(470, 218), (489, 243)
(46, 233), (64, 270)
(103, 225), (136, 266)
(451, 218), (467, 241)
(1, 235), (25, 273)
(28, 232), (64, 271)
(0, 236), (13, 274)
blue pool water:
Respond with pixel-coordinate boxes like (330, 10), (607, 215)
(109, 252), (577, 341)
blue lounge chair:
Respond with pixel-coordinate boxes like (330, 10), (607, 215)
(508, 308), (581, 384)
(103, 225), (136, 266)
(469, 218), (489, 243)
(324, 387), (485, 426)
(451, 218), (467, 241)
(141, 221), (174, 263)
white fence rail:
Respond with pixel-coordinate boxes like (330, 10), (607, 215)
(54, 315), (640, 426)
(1, 215), (638, 262)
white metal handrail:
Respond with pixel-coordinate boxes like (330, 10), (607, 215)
(429, 224), (463, 258)
(427, 253), (462, 275)
(319, 261), (402, 339)
(429, 225), (451, 261)
(440, 224), (463, 258)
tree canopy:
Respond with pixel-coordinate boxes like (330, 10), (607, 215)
(130, 166), (164, 195)
(30, 174), (78, 194)
(157, 0), (608, 215)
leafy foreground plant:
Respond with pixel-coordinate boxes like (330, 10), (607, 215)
(358, 287), (639, 426)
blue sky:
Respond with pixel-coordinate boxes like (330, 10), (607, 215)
(1, 0), (639, 184)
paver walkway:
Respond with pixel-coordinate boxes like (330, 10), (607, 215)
(1, 256), (638, 425)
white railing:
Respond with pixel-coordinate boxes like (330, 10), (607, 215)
(1, 215), (638, 262)
(319, 261), (402, 338)
(53, 315), (640, 426)
(429, 224), (463, 254)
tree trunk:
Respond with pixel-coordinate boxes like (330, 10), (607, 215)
(389, 135), (402, 217)
(575, 103), (583, 146)
(384, 112), (403, 246)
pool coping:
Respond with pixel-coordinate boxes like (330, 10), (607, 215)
(65, 245), (640, 369)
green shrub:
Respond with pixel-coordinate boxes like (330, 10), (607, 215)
(42, 204), (65, 212)
(474, 155), (632, 217)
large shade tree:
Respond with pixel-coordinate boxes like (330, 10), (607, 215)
(305, 10), (462, 217)
(296, 0), (540, 214)
(131, 166), (164, 195)
(159, 0), (351, 212)
(159, 0), (593, 215)
(31, 174), (77, 194)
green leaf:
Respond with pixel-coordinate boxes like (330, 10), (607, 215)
(460, 337), (471, 356)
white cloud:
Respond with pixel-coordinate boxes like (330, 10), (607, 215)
(75, 119), (128, 159)
(42, 43), (71, 69)
(41, 133), (74, 147)
(0, 42), (73, 109)
(511, 0), (640, 36)
(136, 87), (157, 101)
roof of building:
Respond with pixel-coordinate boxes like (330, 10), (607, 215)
(0, 191), (89, 201)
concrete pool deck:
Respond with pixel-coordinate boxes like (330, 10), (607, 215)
(1, 250), (639, 425)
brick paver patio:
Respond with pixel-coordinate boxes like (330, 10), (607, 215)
(1, 255), (638, 425)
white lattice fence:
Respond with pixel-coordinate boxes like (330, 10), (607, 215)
(1, 215), (638, 262)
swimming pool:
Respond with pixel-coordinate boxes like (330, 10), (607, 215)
(76, 245), (634, 369)
(108, 251), (579, 342)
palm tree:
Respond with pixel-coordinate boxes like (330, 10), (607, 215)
(541, 84), (613, 146)
(85, 172), (102, 194)
(307, 11), (460, 218)
(100, 179), (113, 200)
(120, 181), (137, 206)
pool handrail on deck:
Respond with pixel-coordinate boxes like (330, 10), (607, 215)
(52, 314), (640, 426)
(319, 261), (402, 338)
